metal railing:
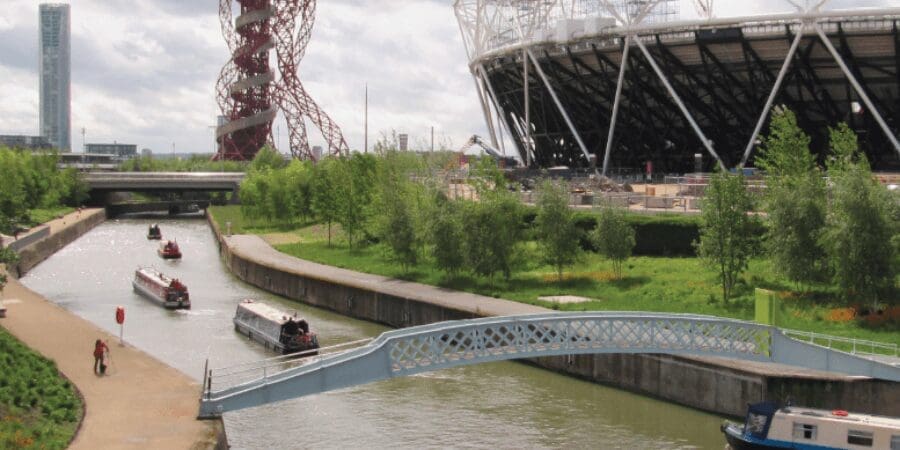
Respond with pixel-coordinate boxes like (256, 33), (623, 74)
(203, 337), (374, 396)
(781, 329), (899, 358)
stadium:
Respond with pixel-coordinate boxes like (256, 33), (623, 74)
(454, 0), (900, 173)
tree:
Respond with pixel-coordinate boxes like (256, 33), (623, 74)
(461, 190), (523, 281)
(696, 171), (756, 303)
(757, 107), (827, 287)
(822, 128), (897, 308)
(376, 153), (419, 268)
(310, 157), (344, 246)
(590, 203), (636, 279)
(535, 180), (581, 282)
(0, 246), (19, 294)
(284, 159), (314, 224)
(429, 190), (465, 276)
(249, 145), (287, 172)
(338, 154), (378, 249)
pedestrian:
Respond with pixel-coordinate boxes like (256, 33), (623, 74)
(93, 339), (109, 375)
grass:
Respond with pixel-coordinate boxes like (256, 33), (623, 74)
(23, 207), (75, 229)
(0, 327), (82, 449)
(209, 205), (900, 348)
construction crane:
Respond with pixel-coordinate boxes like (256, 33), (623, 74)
(458, 135), (519, 168)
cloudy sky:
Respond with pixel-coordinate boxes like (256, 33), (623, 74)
(0, 0), (896, 157)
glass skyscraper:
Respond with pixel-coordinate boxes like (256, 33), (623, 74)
(39, 3), (70, 151)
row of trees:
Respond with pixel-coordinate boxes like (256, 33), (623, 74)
(0, 148), (86, 292)
(697, 108), (898, 306)
(0, 148), (87, 233)
(238, 147), (637, 283)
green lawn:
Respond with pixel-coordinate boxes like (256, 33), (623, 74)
(0, 328), (82, 449)
(209, 205), (900, 348)
(24, 207), (74, 229)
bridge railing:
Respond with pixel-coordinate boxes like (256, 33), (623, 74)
(203, 338), (373, 397)
(781, 329), (898, 358)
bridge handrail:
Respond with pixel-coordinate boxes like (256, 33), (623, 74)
(781, 328), (899, 357)
(204, 312), (775, 399)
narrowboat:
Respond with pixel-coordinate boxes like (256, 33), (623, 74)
(233, 299), (319, 355)
(131, 267), (190, 309)
(722, 401), (900, 449)
(147, 223), (162, 240)
(158, 239), (181, 259)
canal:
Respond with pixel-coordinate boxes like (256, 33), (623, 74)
(21, 217), (727, 449)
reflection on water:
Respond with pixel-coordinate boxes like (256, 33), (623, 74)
(22, 216), (726, 449)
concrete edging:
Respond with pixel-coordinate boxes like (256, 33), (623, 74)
(206, 212), (899, 417)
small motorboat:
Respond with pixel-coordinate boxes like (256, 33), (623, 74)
(132, 267), (190, 309)
(722, 401), (900, 449)
(158, 239), (182, 259)
(233, 299), (319, 355)
(147, 223), (162, 240)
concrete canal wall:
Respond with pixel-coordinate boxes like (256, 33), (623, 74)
(14, 209), (107, 276)
(207, 214), (899, 418)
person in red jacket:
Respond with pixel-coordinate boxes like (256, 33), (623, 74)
(93, 339), (109, 375)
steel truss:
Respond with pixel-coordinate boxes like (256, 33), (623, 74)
(198, 312), (900, 418)
(455, 1), (900, 172)
(216, 0), (348, 162)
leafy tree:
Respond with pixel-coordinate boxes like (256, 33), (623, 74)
(428, 190), (465, 276)
(757, 107), (827, 287)
(461, 190), (523, 281)
(284, 159), (314, 224)
(249, 145), (287, 172)
(535, 180), (581, 282)
(310, 157), (344, 246)
(822, 129), (897, 308)
(590, 203), (636, 279)
(338, 154), (378, 249)
(0, 149), (28, 226)
(755, 107), (815, 178)
(696, 171), (757, 303)
(375, 152), (419, 267)
(0, 246), (20, 294)
(238, 169), (271, 222)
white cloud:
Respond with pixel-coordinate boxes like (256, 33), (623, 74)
(1, 0), (898, 156)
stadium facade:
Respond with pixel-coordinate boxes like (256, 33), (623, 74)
(454, 1), (900, 173)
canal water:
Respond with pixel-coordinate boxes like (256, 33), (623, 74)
(21, 217), (727, 449)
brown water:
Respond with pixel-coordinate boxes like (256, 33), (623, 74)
(21, 216), (728, 449)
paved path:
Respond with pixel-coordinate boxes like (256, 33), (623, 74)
(0, 209), (221, 449)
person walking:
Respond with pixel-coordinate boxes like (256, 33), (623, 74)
(93, 339), (109, 375)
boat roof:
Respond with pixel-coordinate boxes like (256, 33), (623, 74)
(236, 299), (305, 325)
(136, 267), (176, 285)
(778, 407), (900, 429)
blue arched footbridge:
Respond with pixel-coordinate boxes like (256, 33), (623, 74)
(198, 312), (900, 418)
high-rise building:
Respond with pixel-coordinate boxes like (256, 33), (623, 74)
(39, 4), (71, 152)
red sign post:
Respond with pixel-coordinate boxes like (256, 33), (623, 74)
(115, 306), (125, 345)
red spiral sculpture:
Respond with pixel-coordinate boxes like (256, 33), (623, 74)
(215, 0), (348, 161)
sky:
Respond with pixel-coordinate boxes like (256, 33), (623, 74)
(0, 0), (897, 157)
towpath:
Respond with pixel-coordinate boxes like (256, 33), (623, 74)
(0, 209), (222, 449)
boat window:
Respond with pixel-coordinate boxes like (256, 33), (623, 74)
(792, 423), (817, 440)
(847, 430), (873, 447)
(746, 413), (768, 434)
(891, 435), (900, 450)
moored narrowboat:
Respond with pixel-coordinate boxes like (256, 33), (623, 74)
(722, 401), (900, 449)
(158, 239), (181, 259)
(132, 267), (190, 309)
(233, 299), (319, 355)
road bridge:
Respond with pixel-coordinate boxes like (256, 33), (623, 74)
(197, 312), (900, 418)
(82, 172), (245, 194)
